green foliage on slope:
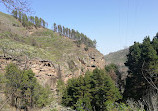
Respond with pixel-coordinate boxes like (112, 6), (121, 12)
(5, 63), (51, 110)
(62, 68), (122, 111)
(0, 12), (85, 63)
(11, 10), (47, 28)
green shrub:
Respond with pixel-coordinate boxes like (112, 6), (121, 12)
(5, 63), (52, 109)
(62, 68), (122, 111)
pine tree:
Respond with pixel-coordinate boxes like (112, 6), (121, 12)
(42, 19), (46, 28)
(22, 13), (28, 27)
(12, 10), (18, 19)
(63, 26), (65, 36)
(29, 16), (35, 24)
(124, 35), (158, 100)
(62, 68), (122, 111)
(66, 28), (69, 37)
(53, 23), (57, 32)
(68, 29), (71, 38)
(5, 64), (51, 109)
(35, 16), (40, 27)
(18, 11), (22, 22)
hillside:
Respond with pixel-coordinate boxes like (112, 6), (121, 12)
(104, 48), (129, 65)
(0, 12), (105, 110)
(0, 11), (105, 89)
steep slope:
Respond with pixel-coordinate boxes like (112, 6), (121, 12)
(0, 12), (105, 90)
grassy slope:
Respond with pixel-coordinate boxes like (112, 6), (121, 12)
(0, 12), (85, 65)
(104, 48), (129, 65)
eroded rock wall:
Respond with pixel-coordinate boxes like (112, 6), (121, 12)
(0, 48), (105, 90)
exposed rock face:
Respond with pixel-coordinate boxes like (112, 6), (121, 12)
(0, 47), (105, 90)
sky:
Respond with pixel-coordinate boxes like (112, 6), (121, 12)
(1, 0), (158, 55)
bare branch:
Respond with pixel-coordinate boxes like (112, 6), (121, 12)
(0, 0), (32, 13)
(141, 61), (158, 91)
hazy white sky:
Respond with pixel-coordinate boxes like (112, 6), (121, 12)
(1, 0), (158, 54)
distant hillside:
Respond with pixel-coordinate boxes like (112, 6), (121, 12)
(104, 48), (129, 66)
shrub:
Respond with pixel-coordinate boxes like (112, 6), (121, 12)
(62, 68), (122, 111)
(5, 63), (52, 110)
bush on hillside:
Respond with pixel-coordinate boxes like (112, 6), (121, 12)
(5, 63), (51, 110)
(62, 68), (122, 111)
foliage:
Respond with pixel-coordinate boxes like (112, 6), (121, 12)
(105, 64), (118, 83)
(62, 68), (122, 111)
(56, 79), (65, 103)
(124, 34), (158, 100)
(0, 38), (54, 61)
(50, 108), (58, 111)
(105, 64), (126, 93)
(104, 49), (129, 93)
(12, 10), (47, 28)
(0, 74), (6, 90)
(103, 101), (145, 111)
(5, 63), (51, 110)
(105, 64), (118, 73)
(53, 23), (97, 48)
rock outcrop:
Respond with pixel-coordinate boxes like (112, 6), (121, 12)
(0, 46), (105, 90)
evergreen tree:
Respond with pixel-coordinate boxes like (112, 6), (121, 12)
(5, 64), (51, 110)
(63, 26), (65, 36)
(69, 28), (71, 38)
(39, 18), (42, 27)
(58, 25), (62, 35)
(66, 28), (69, 37)
(18, 11), (22, 22)
(12, 10), (18, 19)
(53, 23), (57, 32)
(62, 68), (122, 111)
(22, 13), (28, 27)
(42, 19), (46, 28)
(35, 16), (40, 27)
(124, 35), (158, 100)
(29, 16), (35, 24)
